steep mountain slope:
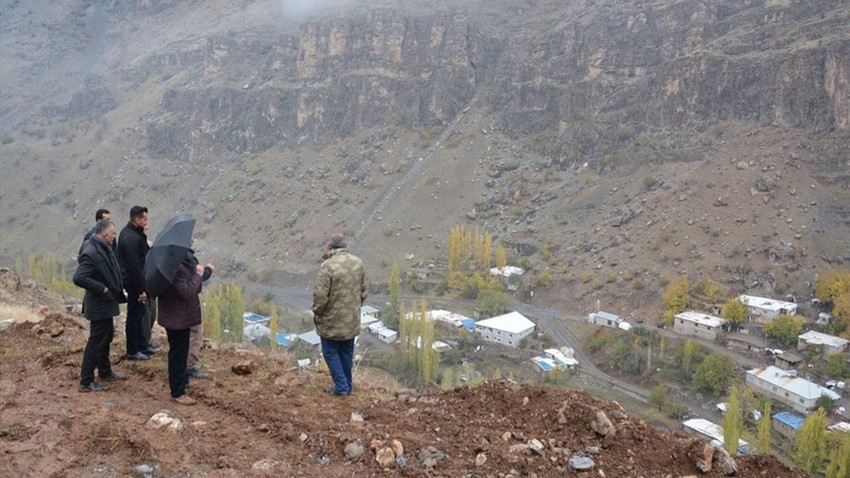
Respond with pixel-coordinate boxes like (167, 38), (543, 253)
(0, 269), (812, 477)
(0, 0), (848, 314)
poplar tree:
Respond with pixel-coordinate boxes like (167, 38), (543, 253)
(795, 408), (828, 473)
(419, 300), (439, 384)
(385, 262), (400, 328)
(495, 245), (507, 269)
(269, 305), (279, 351)
(722, 385), (744, 455)
(204, 299), (222, 342)
(679, 340), (696, 376)
(757, 401), (772, 453)
(826, 430), (850, 478)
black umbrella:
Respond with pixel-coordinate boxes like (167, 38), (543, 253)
(144, 215), (196, 298)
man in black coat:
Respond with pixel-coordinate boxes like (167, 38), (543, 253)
(73, 220), (128, 392)
(78, 208), (113, 258)
(116, 205), (158, 360)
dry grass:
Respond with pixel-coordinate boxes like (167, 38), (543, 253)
(0, 304), (42, 324)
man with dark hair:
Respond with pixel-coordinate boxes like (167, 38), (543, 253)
(79, 209), (113, 257)
(117, 206), (158, 360)
(312, 233), (367, 396)
(74, 220), (128, 392)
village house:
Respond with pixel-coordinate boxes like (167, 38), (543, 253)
(544, 347), (579, 369)
(725, 333), (768, 354)
(586, 310), (631, 330)
(672, 311), (724, 341)
(738, 295), (798, 323)
(360, 305), (381, 330)
(772, 411), (805, 439)
(774, 351), (804, 369)
(797, 330), (850, 356)
(682, 418), (751, 454)
(745, 365), (840, 414)
(243, 312), (270, 326)
(475, 311), (535, 348)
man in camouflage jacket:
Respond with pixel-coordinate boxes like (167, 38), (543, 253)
(312, 233), (367, 396)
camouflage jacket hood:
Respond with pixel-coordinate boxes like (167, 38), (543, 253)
(312, 248), (367, 341)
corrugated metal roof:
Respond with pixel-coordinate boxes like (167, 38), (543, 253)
(748, 365), (841, 401)
(588, 311), (620, 322)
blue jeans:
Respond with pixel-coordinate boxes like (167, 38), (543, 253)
(321, 337), (355, 395)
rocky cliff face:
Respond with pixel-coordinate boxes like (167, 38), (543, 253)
(1, 0), (848, 307)
(131, 0), (849, 166)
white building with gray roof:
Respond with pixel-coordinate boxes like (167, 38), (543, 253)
(745, 365), (840, 414)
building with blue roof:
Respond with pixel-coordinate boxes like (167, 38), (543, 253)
(772, 411), (805, 438)
(275, 332), (297, 347)
(243, 312), (270, 325)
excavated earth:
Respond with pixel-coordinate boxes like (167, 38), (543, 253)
(0, 270), (809, 477)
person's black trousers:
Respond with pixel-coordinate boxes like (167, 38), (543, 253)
(166, 328), (190, 398)
(141, 298), (158, 345)
(125, 297), (147, 354)
(80, 319), (114, 386)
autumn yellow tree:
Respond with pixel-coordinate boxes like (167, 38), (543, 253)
(662, 277), (690, 325)
(815, 269), (850, 335)
(495, 245), (507, 269)
(447, 225), (498, 292)
(723, 297), (748, 330)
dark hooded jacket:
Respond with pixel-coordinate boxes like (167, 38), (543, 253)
(74, 235), (128, 320)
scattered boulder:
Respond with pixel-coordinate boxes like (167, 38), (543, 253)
(375, 447), (396, 467)
(568, 453), (595, 470)
(146, 410), (183, 432)
(344, 440), (366, 461)
(231, 360), (258, 375)
(590, 409), (616, 437)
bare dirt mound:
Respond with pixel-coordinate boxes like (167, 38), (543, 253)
(0, 271), (809, 477)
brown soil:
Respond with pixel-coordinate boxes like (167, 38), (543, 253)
(0, 270), (810, 477)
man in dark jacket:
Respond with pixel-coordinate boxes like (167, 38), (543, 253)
(73, 220), (129, 392)
(312, 233), (367, 396)
(78, 209), (113, 258)
(184, 249), (214, 379)
(116, 206), (158, 360)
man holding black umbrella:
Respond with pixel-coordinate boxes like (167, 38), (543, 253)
(145, 216), (204, 405)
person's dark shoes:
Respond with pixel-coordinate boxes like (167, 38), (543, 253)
(187, 367), (210, 379)
(126, 352), (150, 361)
(100, 372), (128, 381)
(326, 386), (350, 396)
(79, 382), (107, 392)
(143, 346), (162, 355)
